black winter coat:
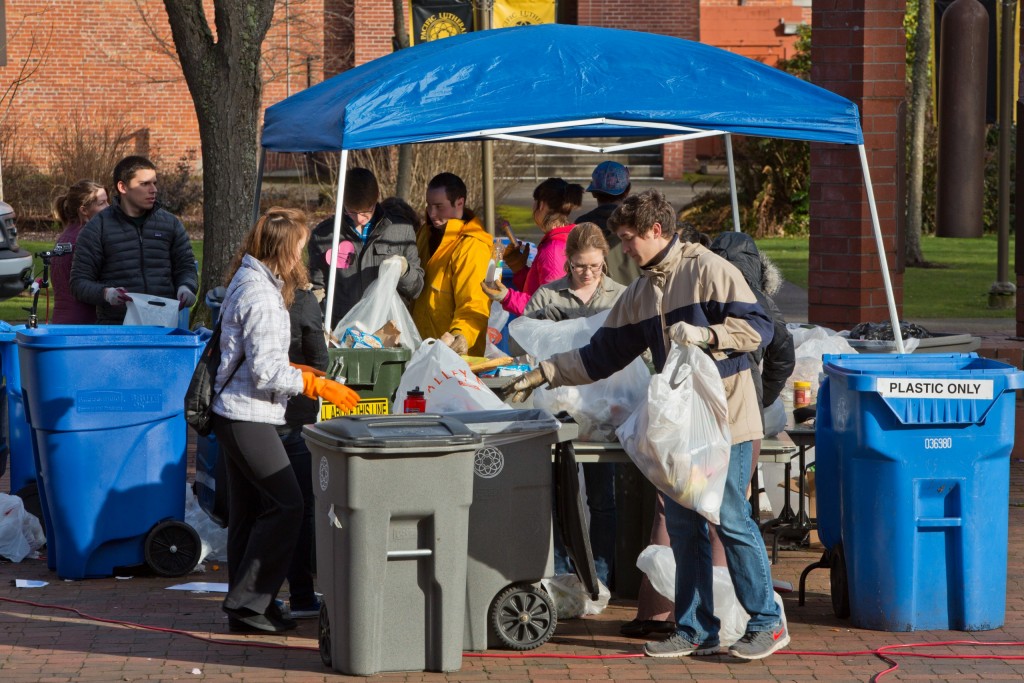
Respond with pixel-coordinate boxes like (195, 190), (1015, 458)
(70, 198), (198, 324)
(283, 288), (330, 429)
(710, 231), (796, 411)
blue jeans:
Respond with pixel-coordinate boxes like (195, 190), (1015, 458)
(663, 441), (780, 644)
(553, 463), (617, 586)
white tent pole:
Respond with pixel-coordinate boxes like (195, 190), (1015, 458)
(323, 149), (349, 337)
(724, 134), (741, 232)
(858, 144), (905, 354)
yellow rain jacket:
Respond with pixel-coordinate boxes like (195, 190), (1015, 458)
(412, 214), (493, 355)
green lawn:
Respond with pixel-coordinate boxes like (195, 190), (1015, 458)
(1, 234), (1012, 323)
(755, 234), (1016, 320)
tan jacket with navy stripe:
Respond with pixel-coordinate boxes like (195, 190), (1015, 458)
(542, 237), (773, 445)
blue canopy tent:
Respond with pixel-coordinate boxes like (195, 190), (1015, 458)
(260, 24), (903, 350)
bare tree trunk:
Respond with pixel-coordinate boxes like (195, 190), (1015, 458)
(392, 0), (413, 200)
(905, 0), (932, 267)
(162, 0), (276, 296)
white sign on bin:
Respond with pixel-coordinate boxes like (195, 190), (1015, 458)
(876, 378), (994, 400)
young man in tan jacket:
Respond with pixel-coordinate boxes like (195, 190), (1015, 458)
(502, 189), (789, 661)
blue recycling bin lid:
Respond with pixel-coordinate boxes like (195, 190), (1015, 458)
(823, 352), (1024, 425)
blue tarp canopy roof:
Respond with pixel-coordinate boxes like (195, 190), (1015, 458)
(261, 24), (863, 152)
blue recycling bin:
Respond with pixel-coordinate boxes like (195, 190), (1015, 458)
(818, 352), (1024, 631)
(17, 326), (204, 579)
(0, 322), (34, 494)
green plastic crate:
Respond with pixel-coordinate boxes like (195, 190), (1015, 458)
(321, 347), (412, 419)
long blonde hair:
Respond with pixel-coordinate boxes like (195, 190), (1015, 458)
(226, 207), (309, 308)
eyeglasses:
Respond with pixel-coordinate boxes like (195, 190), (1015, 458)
(569, 263), (603, 274)
(344, 207), (374, 219)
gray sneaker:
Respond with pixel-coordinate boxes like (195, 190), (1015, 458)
(728, 625), (790, 660)
(644, 632), (721, 657)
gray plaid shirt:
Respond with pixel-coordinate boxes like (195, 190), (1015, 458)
(212, 254), (304, 424)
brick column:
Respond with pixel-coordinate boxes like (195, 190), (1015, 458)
(809, 2), (905, 330)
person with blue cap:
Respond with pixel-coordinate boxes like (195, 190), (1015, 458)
(576, 161), (641, 285)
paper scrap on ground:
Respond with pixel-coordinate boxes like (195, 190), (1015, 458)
(14, 579), (48, 588)
(166, 582), (229, 592)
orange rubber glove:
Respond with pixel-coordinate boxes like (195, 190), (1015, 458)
(290, 363), (325, 377)
(301, 372), (359, 411)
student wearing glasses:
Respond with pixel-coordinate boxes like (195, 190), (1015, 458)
(520, 222), (626, 588)
(307, 167), (423, 330)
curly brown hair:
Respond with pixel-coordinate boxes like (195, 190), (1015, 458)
(608, 189), (676, 238)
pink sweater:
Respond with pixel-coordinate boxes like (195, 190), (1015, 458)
(502, 224), (574, 316)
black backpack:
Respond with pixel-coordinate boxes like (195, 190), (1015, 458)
(184, 323), (243, 436)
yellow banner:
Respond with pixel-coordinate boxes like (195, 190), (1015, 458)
(493, 0), (556, 28)
(320, 397), (390, 421)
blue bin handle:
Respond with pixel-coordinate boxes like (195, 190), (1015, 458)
(1006, 370), (1024, 391)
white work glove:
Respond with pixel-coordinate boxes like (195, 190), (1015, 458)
(103, 287), (132, 307)
(669, 321), (713, 349)
(385, 254), (409, 275)
(177, 286), (197, 310)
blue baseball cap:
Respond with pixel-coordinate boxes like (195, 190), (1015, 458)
(586, 161), (630, 195)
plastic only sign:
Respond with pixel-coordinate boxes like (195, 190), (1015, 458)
(875, 378), (994, 400)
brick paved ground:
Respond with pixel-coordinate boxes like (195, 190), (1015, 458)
(4, 400), (1024, 681)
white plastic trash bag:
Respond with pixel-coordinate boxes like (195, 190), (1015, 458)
(616, 343), (731, 524)
(394, 339), (506, 413)
(124, 293), (180, 327)
(331, 257), (422, 350)
(636, 545), (787, 647)
(0, 492), (45, 562)
(540, 574), (611, 619)
(509, 311), (650, 441)
(636, 544), (676, 601)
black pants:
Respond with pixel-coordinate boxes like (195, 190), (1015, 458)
(213, 415), (302, 615)
(281, 428), (316, 608)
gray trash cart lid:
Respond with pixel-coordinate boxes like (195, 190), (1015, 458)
(303, 414), (481, 454)
(446, 409), (571, 446)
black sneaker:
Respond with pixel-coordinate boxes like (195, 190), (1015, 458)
(224, 606), (292, 634)
(644, 632), (721, 657)
(728, 624), (790, 660)
(266, 601), (298, 630)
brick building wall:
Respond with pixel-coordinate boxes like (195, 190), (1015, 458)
(0, 1), (855, 189)
(0, 0), (325, 175)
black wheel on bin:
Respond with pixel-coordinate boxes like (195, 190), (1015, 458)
(830, 542), (851, 619)
(490, 583), (557, 650)
(318, 603), (332, 667)
(144, 520), (201, 577)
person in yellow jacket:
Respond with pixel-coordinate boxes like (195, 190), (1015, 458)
(412, 172), (493, 355)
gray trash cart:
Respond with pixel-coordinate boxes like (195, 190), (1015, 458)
(449, 409), (596, 652)
(303, 414), (481, 676)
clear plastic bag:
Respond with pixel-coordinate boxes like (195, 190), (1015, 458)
(185, 485), (227, 564)
(0, 492), (45, 562)
(636, 545), (787, 646)
(509, 311), (650, 441)
(540, 574), (611, 619)
(616, 343), (731, 524)
(331, 257), (422, 350)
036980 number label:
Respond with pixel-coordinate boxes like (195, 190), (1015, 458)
(924, 437), (952, 449)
